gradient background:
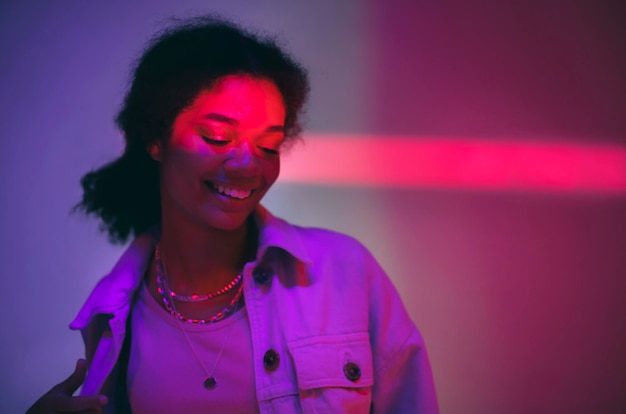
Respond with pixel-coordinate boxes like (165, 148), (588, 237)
(2, 1), (625, 413)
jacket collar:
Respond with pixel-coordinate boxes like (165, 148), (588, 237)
(70, 206), (311, 330)
(255, 205), (312, 265)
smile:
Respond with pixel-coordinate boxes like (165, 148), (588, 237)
(205, 182), (255, 200)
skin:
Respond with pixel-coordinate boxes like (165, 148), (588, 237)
(148, 74), (286, 319)
(153, 74), (285, 234)
(26, 359), (107, 414)
(28, 74), (287, 411)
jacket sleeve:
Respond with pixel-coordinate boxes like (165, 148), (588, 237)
(365, 250), (439, 413)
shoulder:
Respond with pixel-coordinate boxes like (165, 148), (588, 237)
(258, 206), (374, 266)
(295, 225), (366, 249)
(278, 222), (388, 291)
(290, 223), (378, 267)
(70, 229), (157, 330)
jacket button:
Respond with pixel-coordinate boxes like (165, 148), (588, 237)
(252, 267), (271, 284)
(263, 349), (280, 371)
(343, 362), (361, 382)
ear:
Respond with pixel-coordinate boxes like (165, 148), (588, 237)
(148, 142), (162, 161)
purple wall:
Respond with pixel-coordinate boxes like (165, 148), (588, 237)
(2, 1), (624, 413)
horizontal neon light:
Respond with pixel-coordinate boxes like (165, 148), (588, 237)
(279, 134), (626, 194)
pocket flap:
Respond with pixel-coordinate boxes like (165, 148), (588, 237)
(288, 332), (374, 390)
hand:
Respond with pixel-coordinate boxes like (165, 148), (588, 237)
(26, 359), (109, 414)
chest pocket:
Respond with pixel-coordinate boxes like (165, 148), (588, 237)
(287, 332), (374, 413)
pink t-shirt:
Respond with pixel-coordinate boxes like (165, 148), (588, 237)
(127, 282), (259, 413)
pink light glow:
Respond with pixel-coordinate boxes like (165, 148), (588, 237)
(280, 135), (626, 194)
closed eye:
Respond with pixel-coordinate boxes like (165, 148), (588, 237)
(259, 146), (280, 155)
(202, 136), (230, 146)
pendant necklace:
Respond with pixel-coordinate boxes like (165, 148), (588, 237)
(155, 244), (242, 390)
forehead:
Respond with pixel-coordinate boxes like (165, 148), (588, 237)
(182, 75), (286, 125)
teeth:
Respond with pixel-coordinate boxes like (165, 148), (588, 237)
(213, 184), (253, 199)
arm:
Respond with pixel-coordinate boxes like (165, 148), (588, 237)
(366, 251), (439, 413)
(372, 327), (439, 413)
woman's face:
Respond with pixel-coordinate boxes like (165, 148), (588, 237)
(151, 75), (286, 232)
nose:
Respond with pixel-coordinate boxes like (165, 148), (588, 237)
(224, 142), (261, 176)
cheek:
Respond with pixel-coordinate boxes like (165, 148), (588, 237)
(165, 146), (221, 172)
(160, 150), (206, 192)
(264, 157), (281, 183)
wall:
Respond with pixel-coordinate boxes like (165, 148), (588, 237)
(1, 1), (624, 412)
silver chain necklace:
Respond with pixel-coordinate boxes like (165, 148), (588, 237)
(155, 245), (243, 324)
(167, 273), (242, 303)
(155, 244), (242, 389)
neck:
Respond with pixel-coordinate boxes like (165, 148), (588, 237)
(157, 215), (256, 295)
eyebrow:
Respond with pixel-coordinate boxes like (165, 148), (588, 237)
(202, 113), (285, 133)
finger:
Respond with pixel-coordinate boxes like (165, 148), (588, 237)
(34, 392), (107, 414)
(51, 359), (88, 395)
(56, 395), (108, 412)
(77, 408), (104, 414)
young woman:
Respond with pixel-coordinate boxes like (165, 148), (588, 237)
(28, 16), (438, 414)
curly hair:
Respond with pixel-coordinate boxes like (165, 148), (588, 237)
(74, 16), (310, 244)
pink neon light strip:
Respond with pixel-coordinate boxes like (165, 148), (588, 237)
(279, 135), (626, 194)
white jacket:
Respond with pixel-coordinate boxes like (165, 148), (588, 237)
(70, 206), (439, 413)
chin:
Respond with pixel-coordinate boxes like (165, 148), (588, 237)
(200, 210), (252, 233)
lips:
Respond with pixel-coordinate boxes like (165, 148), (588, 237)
(205, 181), (255, 200)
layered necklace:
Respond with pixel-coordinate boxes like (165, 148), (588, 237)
(154, 244), (244, 389)
(155, 244), (244, 324)
(167, 273), (242, 303)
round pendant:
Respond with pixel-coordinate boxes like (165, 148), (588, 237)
(204, 377), (217, 390)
